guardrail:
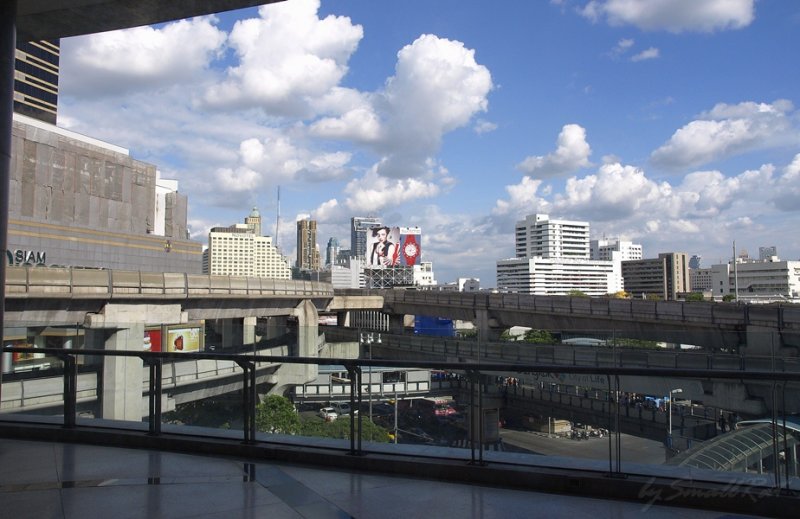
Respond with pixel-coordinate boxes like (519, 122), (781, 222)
(335, 288), (800, 332)
(321, 327), (800, 372)
(1, 346), (799, 513)
(6, 265), (334, 299)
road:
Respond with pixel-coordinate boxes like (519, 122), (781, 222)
(500, 428), (667, 465)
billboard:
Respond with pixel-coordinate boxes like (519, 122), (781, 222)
(366, 225), (401, 267)
(166, 326), (202, 353)
(398, 226), (421, 266)
(365, 225), (422, 267)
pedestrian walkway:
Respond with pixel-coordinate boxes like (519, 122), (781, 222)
(0, 438), (772, 518)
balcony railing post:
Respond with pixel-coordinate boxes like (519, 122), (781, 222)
(236, 360), (256, 444)
(144, 356), (163, 436)
(58, 353), (77, 428)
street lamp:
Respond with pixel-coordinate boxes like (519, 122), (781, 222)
(360, 332), (381, 423)
(668, 388), (683, 448)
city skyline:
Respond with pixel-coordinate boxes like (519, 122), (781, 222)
(56, 0), (800, 285)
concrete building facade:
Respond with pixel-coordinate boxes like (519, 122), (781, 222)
(498, 214), (620, 295)
(207, 209), (291, 279)
(622, 252), (689, 300)
(14, 40), (59, 124)
(515, 214), (590, 259)
(711, 258), (800, 302)
(497, 257), (620, 296)
(689, 267), (713, 292)
(590, 238), (642, 262)
(296, 219), (320, 270)
(350, 216), (381, 260)
(8, 113), (202, 273)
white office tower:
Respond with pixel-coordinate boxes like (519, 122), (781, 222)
(711, 257), (800, 302)
(207, 210), (291, 279)
(590, 239), (642, 261)
(498, 214), (621, 295)
(515, 214), (590, 259)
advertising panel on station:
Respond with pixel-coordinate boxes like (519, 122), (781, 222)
(364, 225), (422, 268)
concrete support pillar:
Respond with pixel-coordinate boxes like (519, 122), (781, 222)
(243, 316), (256, 348)
(100, 323), (145, 421)
(294, 299), (319, 358)
(220, 318), (242, 350)
(475, 309), (502, 342)
(84, 303), (184, 421)
(388, 313), (404, 335)
(336, 311), (349, 327)
(264, 300), (319, 395)
(257, 316), (287, 341)
(745, 326), (782, 356)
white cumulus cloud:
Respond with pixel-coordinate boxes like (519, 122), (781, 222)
(61, 17), (226, 97)
(202, 0), (363, 116)
(340, 171), (442, 214)
(650, 100), (796, 170)
(580, 0), (755, 33)
(517, 124), (592, 178)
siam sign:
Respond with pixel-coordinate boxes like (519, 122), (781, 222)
(6, 249), (47, 266)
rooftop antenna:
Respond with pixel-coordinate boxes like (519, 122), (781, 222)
(275, 185), (281, 247)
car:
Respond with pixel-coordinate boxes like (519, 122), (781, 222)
(318, 407), (338, 421)
(331, 402), (356, 416)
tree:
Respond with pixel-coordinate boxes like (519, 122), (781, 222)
(722, 294), (736, 302)
(255, 394), (301, 435)
(522, 329), (556, 344)
(609, 290), (630, 299)
(301, 415), (391, 442)
(684, 292), (705, 302)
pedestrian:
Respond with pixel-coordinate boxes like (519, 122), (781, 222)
(719, 414), (727, 432)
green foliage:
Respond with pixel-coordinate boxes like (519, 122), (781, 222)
(458, 328), (478, 339)
(684, 292), (705, 302)
(255, 394), (301, 435)
(722, 294), (736, 302)
(568, 290), (589, 298)
(612, 337), (661, 349)
(300, 415), (391, 442)
(522, 329), (556, 344)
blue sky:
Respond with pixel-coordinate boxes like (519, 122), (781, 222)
(58, 0), (800, 286)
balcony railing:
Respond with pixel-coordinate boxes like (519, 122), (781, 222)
(1, 345), (799, 515)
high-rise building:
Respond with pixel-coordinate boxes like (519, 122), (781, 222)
(14, 40), (59, 124)
(350, 216), (381, 259)
(515, 214), (590, 259)
(590, 239), (642, 261)
(759, 246), (778, 261)
(207, 211), (290, 278)
(244, 207), (262, 237)
(689, 255), (702, 270)
(296, 219), (320, 270)
(325, 237), (339, 268)
(498, 214), (620, 295)
(621, 252), (690, 300)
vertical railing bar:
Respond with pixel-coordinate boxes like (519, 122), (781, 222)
(59, 353), (77, 429)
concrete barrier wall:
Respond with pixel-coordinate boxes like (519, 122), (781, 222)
(6, 265), (334, 299)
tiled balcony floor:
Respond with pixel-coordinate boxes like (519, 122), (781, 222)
(0, 438), (769, 519)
